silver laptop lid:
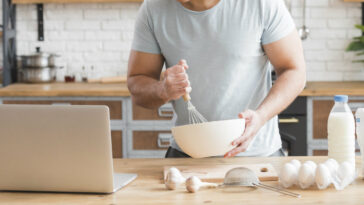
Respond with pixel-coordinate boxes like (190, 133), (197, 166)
(0, 104), (114, 193)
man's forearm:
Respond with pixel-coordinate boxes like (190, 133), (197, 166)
(256, 68), (306, 122)
(128, 75), (168, 109)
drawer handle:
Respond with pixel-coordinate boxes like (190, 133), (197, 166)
(158, 104), (174, 118)
(157, 133), (172, 148)
(279, 118), (299, 124)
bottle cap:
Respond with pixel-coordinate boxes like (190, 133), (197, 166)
(334, 95), (348, 103)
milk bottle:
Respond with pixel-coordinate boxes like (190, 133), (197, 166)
(356, 108), (364, 178)
(328, 95), (355, 165)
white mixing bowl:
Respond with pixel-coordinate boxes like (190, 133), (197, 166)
(172, 119), (245, 158)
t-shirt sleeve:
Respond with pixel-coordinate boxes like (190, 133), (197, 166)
(131, 0), (161, 54)
(261, 0), (295, 45)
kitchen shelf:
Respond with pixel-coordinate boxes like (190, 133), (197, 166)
(12, 0), (142, 4)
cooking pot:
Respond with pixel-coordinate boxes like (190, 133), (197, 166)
(19, 67), (58, 83)
(20, 47), (59, 68)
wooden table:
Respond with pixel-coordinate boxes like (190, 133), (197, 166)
(0, 157), (363, 204)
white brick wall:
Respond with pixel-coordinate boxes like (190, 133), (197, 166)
(291, 0), (363, 81)
(0, 0), (363, 81)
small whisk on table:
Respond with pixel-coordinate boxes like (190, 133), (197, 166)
(183, 93), (207, 124)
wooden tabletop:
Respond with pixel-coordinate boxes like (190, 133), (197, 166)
(0, 157), (363, 204)
(300, 81), (364, 96)
(0, 81), (364, 97)
(0, 83), (131, 97)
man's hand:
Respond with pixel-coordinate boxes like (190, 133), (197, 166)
(160, 59), (191, 102)
(224, 110), (266, 158)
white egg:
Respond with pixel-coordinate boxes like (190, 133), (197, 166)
(298, 163), (316, 189)
(280, 163), (298, 188)
(290, 159), (302, 170)
(305, 161), (317, 170)
(315, 164), (332, 189)
(324, 159), (339, 175)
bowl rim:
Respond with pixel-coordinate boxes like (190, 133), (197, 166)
(171, 118), (245, 130)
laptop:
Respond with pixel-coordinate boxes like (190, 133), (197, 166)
(0, 104), (137, 193)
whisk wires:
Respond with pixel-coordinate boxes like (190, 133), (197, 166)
(187, 101), (207, 124)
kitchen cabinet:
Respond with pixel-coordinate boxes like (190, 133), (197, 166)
(1, 82), (364, 158)
(3, 100), (123, 120)
(111, 131), (123, 158)
(311, 149), (360, 156)
(132, 103), (173, 121)
(127, 101), (174, 158)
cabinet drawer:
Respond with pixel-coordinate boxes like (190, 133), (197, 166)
(312, 149), (360, 156)
(312, 100), (363, 139)
(111, 131), (123, 158)
(3, 100), (122, 120)
(133, 131), (172, 150)
(132, 103), (173, 121)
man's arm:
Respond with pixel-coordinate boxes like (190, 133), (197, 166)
(127, 50), (190, 109)
(225, 30), (306, 157)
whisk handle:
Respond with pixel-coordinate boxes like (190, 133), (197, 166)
(183, 93), (191, 101)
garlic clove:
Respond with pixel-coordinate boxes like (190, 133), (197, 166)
(315, 164), (332, 190)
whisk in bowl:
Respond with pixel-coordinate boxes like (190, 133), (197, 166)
(179, 59), (207, 125)
(183, 92), (207, 124)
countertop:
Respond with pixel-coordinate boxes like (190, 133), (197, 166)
(0, 81), (363, 97)
(0, 83), (131, 97)
(0, 157), (363, 205)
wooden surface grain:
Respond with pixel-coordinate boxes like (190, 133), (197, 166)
(0, 157), (363, 205)
(0, 81), (364, 97)
(0, 83), (131, 97)
(299, 81), (364, 96)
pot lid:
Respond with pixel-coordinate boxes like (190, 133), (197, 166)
(22, 47), (57, 58)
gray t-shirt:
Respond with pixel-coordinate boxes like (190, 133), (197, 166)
(132, 0), (295, 156)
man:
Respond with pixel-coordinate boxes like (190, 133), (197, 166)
(127, 0), (306, 158)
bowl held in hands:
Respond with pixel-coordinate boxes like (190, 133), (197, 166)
(172, 119), (245, 158)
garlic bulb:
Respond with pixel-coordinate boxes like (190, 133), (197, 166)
(165, 167), (186, 190)
(298, 161), (317, 189)
(185, 176), (218, 193)
(315, 164), (332, 189)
